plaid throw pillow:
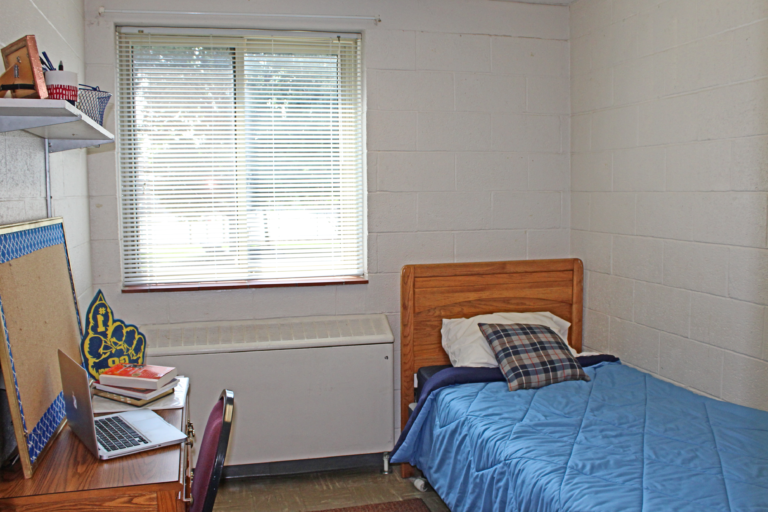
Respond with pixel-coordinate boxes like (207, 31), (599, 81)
(478, 323), (590, 391)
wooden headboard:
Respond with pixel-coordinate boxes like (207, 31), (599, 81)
(399, 259), (583, 475)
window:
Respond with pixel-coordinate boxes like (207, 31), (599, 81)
(116, 28), (364, 288)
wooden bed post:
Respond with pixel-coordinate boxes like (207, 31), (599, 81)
(400, 265), (416, 478)
(571, 258), (584, 352)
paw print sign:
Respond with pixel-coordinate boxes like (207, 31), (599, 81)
(81, 290), (146, 380)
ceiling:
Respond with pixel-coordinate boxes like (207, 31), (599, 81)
(492, 0), (578, 5)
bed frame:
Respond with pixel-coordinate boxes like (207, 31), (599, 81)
(399, 258), (584, 477)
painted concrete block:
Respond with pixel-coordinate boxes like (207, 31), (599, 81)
(634, 281), (691, 337)
(492, 114), (561, 153)
(690, 293), (764, 358)
(666, 140), (730, 192)
(418, 111), (492, 151)
(455, 230), (527, 263)
(377, 232), (454, 273)
(417, 192), (492, 231)
(591, 106), (639, 151)
(612, 235), (663, 283)
(368, 111), (418, 151)
(728, 247), (768, 305)
(369, 70), (454, 112)
(456, 152), (527, 191)
(690, 193), (767, 248)
(584, 309), (611, 353)
(610, 318), (660, 373)
(722, 352), (768, 410)
(571, 230), (612, 273)
(571, 192), (591, 231)
(587, 271), (634, 321)
(613, 146), (665, 192)
(529, 153), (569, 191)
(662, 240), (728, 296)
(527, 75), (570, 114)
(416, 32), (491, 72)
(491, 36), (567, 77)
(377, 152), (455, 192)
(455, 73), (526, 113)
(590, 192), (635, 235)
(635, 193), (694, 240)
(528, 229), (570, 259)
(365, 29), (416, 70)
(659, 333), (723, 397)
(572, 151), (612, 191)
(492, 191), (562, 229)
(368, 193), (418, 233)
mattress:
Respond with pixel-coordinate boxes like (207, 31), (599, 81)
(393, 362), (768, 512)
(415, 365), (451, 402)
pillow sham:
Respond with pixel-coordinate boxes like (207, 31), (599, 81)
(441, 312), (571, 368)
(478, 323), (590, 391)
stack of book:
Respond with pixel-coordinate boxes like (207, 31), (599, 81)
(93, 363), (178, 407)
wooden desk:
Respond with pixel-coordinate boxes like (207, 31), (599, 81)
(0, 405), (190, 511)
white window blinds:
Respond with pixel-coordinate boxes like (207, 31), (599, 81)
(116, 28), (364, 286)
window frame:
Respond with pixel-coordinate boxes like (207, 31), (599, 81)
(115, 27), (367, 292)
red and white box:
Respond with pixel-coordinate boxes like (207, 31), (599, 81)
(44, 70), (78, 103)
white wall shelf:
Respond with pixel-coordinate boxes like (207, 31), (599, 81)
(0, 98), (113, 152)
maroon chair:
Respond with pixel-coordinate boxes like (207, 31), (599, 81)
(190, 390), (234, 512)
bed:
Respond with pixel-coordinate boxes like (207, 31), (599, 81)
(392, 259), (768, 512)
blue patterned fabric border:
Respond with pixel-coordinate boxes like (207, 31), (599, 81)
(27, 393), (65, 463)
(0, 224), (65, 264)
(0, 297), (27, 435)
(0, 222), (69, 464)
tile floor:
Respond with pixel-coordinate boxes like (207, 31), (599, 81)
(214, 466), (450, 512)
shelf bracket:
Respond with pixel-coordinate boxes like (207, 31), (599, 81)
(45, 139), (52, 218)
(48, 139), (111, 153)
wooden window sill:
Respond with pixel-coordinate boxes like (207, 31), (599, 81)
(122, 276), (368, 293)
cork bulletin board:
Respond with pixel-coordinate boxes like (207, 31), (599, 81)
(0, 218), (82, 478)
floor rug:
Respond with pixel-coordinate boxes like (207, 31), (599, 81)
(316, 498), (432, 512)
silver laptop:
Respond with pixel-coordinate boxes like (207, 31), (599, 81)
(58, 350), (187, 460)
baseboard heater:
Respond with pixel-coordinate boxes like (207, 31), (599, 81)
(143, 315), (395, 467)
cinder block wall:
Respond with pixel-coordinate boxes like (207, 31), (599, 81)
(570, 0), (768, 410)
(84, 0), (572, 438)
(0, 0), (93, 311)
(0, 0), (92, 464)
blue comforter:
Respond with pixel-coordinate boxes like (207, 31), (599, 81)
(391, 362), (768, 511)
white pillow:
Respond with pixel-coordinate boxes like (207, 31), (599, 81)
(441, 312), (571, 368)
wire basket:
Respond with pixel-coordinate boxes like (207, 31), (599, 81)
(75, 84), (112, 126)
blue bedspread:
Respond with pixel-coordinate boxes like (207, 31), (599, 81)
(391, 362), (768, 511)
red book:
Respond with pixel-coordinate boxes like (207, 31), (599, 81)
(99, 363), (178, 390)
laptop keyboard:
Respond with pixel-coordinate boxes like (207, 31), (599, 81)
(95, 416), (150, 452)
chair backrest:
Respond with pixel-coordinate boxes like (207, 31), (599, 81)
(190, 389), (234, 512)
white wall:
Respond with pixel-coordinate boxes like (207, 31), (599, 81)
(0, 0), (92, 311)
(570, 0), (768, 411)
(84, 0), (571, 439)
(0, 0), (91, 460)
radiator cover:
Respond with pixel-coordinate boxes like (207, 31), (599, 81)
(144, 315), (394, 466)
